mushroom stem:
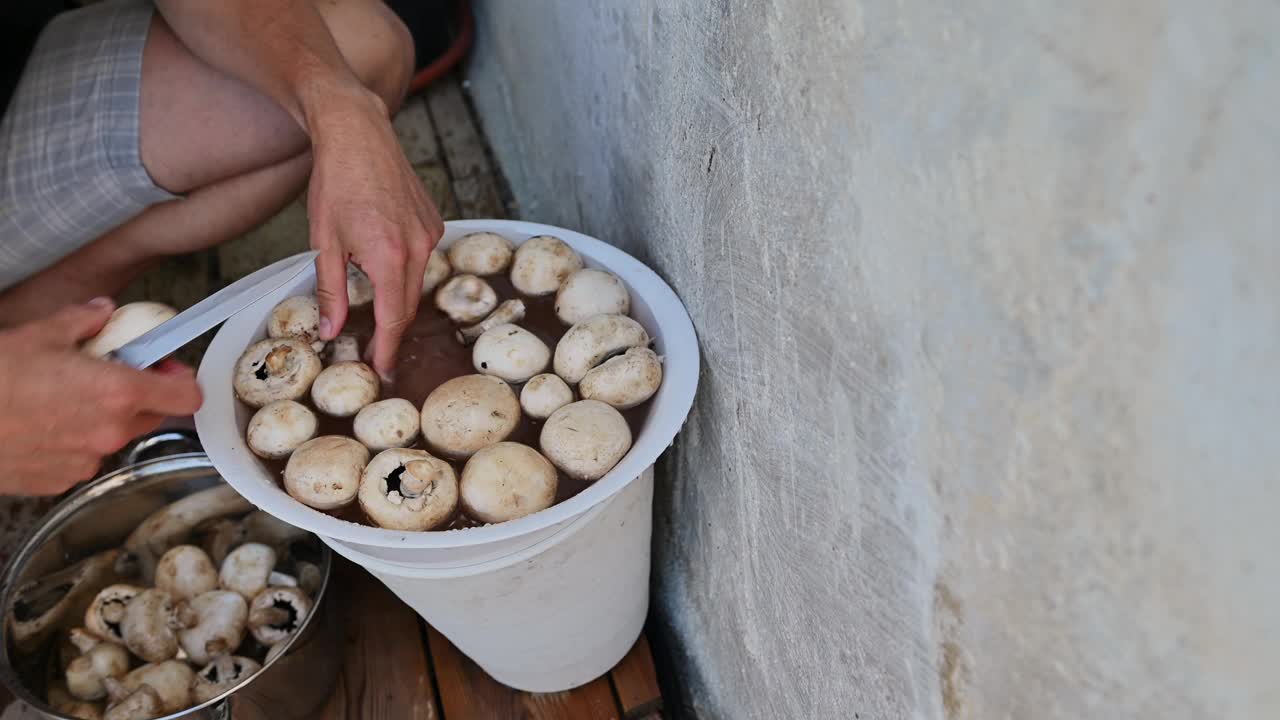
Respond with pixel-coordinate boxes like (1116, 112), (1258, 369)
(456, 299), (526, 345)
(264, 345), (292, 373)
(249, 606), (292, 627)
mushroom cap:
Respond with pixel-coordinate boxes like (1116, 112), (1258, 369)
(346, 264), (374, 307)
(84, 584), (143, 645)
(578, 346), (664, 409)
(552, 314), (650, 384)
(120, 589), (181, 663)
(447, 232), (514, 275)
(154, 545), (218, 602)
(283, 436), (369, 509)
(435, 274), (498, 324)
(311, 361), (380, 417)
(358, 448), (459, 531)
(555, 269), (630, 326)
(472, 324), (551, 383)
(519, 374), (574, 420)
(421, 249), (451, 295)
(177, 590), (248, 666)
(233, 338), (323, 408)
(460, 442), (558, 524)
(266, 295), (323, 351)
(66, 637), (129, 701)
(191, 655), (262, 704)
(510, 235), (584, 296)
(103, 682), (160, 720)
(420, 374), (521, 459)
(248, 586), (312, 645)
(353, 398), (421, 451)
(540, 400), (633, 481)
(82, 302), (177, 358)
(114, 660), (194, 715)
(246, 400), (318, 459)
(218, 543), (277, 600)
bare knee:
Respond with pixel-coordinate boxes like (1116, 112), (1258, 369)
(316, 0), (415, 115)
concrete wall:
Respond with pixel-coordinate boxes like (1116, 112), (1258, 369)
(465, 2), (1280, 718)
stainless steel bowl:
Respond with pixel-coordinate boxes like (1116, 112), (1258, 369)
(0, 451), (342, 720)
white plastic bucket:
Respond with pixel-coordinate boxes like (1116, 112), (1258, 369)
(194, 220), (698, 689)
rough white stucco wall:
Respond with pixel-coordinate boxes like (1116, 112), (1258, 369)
(465, 2), (1280, 718)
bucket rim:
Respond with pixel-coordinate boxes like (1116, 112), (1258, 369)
(196, 219), (698, 549)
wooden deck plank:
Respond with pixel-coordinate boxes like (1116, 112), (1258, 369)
(609, 636), (664, 719)
(427, 626), (623, 720)
(424, 76), (507, 219)
(317, 560), (440, 720)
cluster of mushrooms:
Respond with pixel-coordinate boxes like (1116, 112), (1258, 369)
(8, 485), (320, 720)
(233, 232), (663, 530)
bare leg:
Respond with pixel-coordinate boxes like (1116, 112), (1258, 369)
(0, 0), (413, 324)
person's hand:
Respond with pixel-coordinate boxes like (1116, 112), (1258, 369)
(306, 86), (445, 378)
(0, 299), (204, 495)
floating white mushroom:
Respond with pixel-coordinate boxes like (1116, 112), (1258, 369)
(519, 374), (574, 420)
(266, 295), (324, 352)
(510, 235), (583, 296)
(311, 361), (380, 417)
(81, 302), (177, 358)
(103, 660), (193, 717)
(460, 442), (558, 524)
(578, 347), (664, 409)
(554, 269), (630, 325)
(65, 629), (129, 701)
(353, 398), (420, 451)
(218, 543), (277, 600)
(247, 586), (312, 646)
(191, 655), (262, 704)
(246, 400), (317, 460)
(435, 274), (498, 324)
(447, 232), (514, 276)
(119, 589), (184, 663)
(357, 448), (459, 531)
(472, 324), (550, 383)
(176, 590), (247, 666)
(282, 436), (369, 510)
(456, 299), (525, 345)
(421, 249), (451, 295)
(327, 334), (361, 364)
(420, 374), (521, 460)
(232, 338), (323, 408)
(153, 546), (218, 602)
(553, 314), (650, 384)
(540, 400), (633, 481)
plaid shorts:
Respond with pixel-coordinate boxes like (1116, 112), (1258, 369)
(0, 0), (177, 293)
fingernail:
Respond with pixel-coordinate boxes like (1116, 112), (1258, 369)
(88, 296), (114, 310)
(319, 316), (332, 339)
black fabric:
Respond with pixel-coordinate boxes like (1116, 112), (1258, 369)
(2, 2), (69, 117)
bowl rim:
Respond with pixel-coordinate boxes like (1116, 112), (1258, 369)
(195, 219), (700, 549)
(0, 453), (335, 719)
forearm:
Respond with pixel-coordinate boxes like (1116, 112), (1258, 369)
(153, 0), (374, 134)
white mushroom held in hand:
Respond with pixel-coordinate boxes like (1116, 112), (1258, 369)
(154, 545), (217, 601)
(520, 374), (574, 420)
(346, 264), (374, 307)
(420, 374), (520, 459)
(460, 442), (557, 524)
(358, 449), (459, 531)
(540, 400), (633, 481)
(219, 543), (277, 600)
(473, 324), (550, 383)
(65, 629), (129, 701)
(233, 338), (322, 408)
(177, 590), (248, 666)
(353, 398), (420, 451)
(311, 361), (380, 417)
(435, 274), (498, 324)
(456, 299), (525, 344)
(246, 400), (317, 459)
(510, 235), (583, 296)
(82, 302), (177, 358)
(327, 335), (360, 364)
(555, 269), (630, 325)
(267, 295), (323, 351)
(283, 436), (369, 509)
(447, 232), (514, 275)
(553, 314), (650, 384)
(248, 586), (312, 645)
(421, 249), (451, 295)
(579, 346), (664, 409)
